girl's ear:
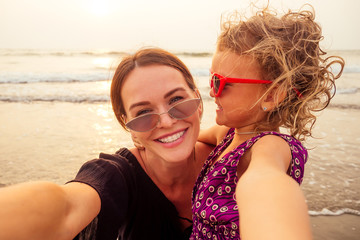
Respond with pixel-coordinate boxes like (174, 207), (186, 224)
(261, 86), (287, 111)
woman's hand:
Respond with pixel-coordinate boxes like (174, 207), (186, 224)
(0, 181), (100, 240)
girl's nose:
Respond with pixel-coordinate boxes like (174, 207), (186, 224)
(209, 88), (215, 98)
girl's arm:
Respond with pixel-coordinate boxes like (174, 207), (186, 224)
(198, 125), (230, 146)
(235, 135), (312, 240)
(0, 181), (100, 240)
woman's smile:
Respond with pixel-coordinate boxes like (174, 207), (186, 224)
(156, 129), (186, 143)
(155, 128), (187, 148)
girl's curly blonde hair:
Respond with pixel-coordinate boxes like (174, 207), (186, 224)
(217, 5), (345, 141)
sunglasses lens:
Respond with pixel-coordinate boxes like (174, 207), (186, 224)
(211, 75), (221, 95)
(126, 114), (159, 132)
(169, 98), (200, 119)
(126, 98), (200, 132)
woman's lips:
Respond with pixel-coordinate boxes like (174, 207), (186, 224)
(157, 130), (186, 143)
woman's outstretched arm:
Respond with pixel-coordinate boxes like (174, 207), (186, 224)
(0, 181), (100, 240)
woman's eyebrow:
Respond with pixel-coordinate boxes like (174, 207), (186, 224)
(129, 101), (150, 111)
(164, 88), (186, 99)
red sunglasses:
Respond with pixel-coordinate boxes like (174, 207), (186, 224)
(210, 72), (272, 97)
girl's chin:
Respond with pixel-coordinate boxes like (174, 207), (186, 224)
(215, 116), (224, 126)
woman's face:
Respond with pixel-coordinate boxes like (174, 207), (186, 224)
(121, 64), (201, 163)
(210, 51), (268, 130)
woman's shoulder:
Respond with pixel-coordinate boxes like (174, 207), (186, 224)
(80, 147), (140, 172)
(70, 148), (142, 190)
(101, 147), (137, 163)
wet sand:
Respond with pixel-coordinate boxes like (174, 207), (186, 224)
(0, 99), (359, 239)
(311, 214), (360, 240)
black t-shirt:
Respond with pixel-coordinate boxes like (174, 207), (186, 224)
(70, 148), (191, 240)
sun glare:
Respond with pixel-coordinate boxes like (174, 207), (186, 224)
(92, 57), (113, 69)
(89, 0), (110, 16)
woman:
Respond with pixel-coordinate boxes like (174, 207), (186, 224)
(0, 48), (213, 240)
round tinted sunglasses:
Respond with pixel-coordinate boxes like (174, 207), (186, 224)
(210, 72), (272, 97)
(125, 97), (201, 132)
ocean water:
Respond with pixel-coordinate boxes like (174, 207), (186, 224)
(0, 49), (212, 102)
(0, 48), (359, 217)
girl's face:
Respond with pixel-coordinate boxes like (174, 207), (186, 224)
(121, 65), (201, 163)
(210, 51), (268, 131)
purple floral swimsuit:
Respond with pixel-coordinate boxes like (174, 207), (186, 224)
(190, 129), (308, 239)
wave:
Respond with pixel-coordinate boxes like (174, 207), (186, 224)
(309, 208), (360, 216)
(0, 95), (110, 103)
(0, 82), (357, 104)
(0, 49), (213, 58)
(343, 65), (360, 73)
(191, 69), (211, 77)
(1, 49), (360, 74)
(1, 94), (358, 105)
(337, 88), (358, 94)
(177, 52), (213, 57)
(329, 63), (360, 74)
(0, 49), (128, 57)
(0, 68), (211, 84)
(0, 72), (112, 84)
(329, 103), (360, 110)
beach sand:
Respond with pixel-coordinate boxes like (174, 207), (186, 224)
(0, 102), (131, 185)
(0, 99), (359, 239)
(310, 214), (360, 240)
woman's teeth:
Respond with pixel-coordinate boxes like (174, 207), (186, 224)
(158, 131), (185, 143)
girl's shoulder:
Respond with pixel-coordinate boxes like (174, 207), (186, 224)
(249, 132), (307, 184)
(251, 132), (305, 150)
(249, 132), (307, 161)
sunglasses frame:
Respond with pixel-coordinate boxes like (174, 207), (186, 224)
(125, 97), (201, 132)
(210, 72), (272, 97)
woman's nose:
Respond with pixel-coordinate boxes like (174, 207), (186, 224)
(157, 112), (177, 128)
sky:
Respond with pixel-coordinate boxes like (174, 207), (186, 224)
(0, 0), (359, 52)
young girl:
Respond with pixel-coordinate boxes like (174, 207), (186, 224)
(190, 5), (344, 240)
